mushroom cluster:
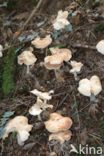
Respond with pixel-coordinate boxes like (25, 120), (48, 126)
(53, 10), (70, 30)
(78, 75), (102, 102)
(3, 116), (33, 146)
(44, 113), (73, 144)
(2, 8), (104, 149)
(44, 47), (72, 81)
(29, 89), (54, 117)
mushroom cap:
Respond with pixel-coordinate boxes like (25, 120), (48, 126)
(29, 98), (53, 116)
(78, 78), (91, 97)
(90, 75), (102, 96)
(30, 89), (54, 101)
(3, 116), (33, 145)
(31, 35), (52, 49)
(96, 40), (104, 55)
(70, 61), (83, 73)
(57, 10), (69, 20)
(53, 10), (69, 30)
(44, 48), (72, 70)
(49, 130), (72, 144)
(29, 104), (43, 116)
(18, 50), (37, 66)
(78, 75), (102, 97)
(44, 113), (73, 133)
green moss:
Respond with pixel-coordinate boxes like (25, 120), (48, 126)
(94, 24), (104, 32)
(2, 47), (16, 97)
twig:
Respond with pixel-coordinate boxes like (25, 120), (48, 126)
(72, 43), (96, 50)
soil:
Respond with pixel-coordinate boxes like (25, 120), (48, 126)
(0, 0), (104, 156)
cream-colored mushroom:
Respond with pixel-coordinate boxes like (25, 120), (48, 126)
(78, 75), (102, 102)
(30, 89), (54, 104)
(0, 45), (3, 57)
(18, 49), (37, 74)
(96, 40), (104, 55)
(44, 113), (73, 133)
(44, 48), (72, 81)
(31, 35), (52, 49)
(70, 61), (83, 80)
(53, 10), (70, 30)
(3, 116), (33, 146)
(49, 130), (72, 144)
(29, 98), (53, 116)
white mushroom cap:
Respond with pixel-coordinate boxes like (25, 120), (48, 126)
(0, 45), (3, 57)
(90, 75), (102, 96)
(78, 75), (102, 97)
(44, 113), (73, 133)
(31, 35), (52, 49)
(96, 40), (104, 55)
(3, 116), (33, 146)
(30, 89), (54, 101)
(78, 78), (91, 97)
(53, 10), (70, 30)
(49, 130), (72, 144)
(70, 61), (83, 73)
(18, 50), (37, 66)
(44, 48), (72, 70)
(29, 98), (53, 116)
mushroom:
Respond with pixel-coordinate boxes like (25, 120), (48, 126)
(18, 49), (37, 74)
(70, 61), (83, 80)
(3, 116), (33, 146)
(53, 10), (70, 30)
(44, 113), (73, 133)
(31, 35), (52, 49)
(44, 47), (72, 81)
(30, 89), (54, 104)
(49, 130), (72, 144)
(78, 75), (102, 102)
(96, 40), (104, 55)
(29, 98), (53, 117)
(0, 44), (3, 57)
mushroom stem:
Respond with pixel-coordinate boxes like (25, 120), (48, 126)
(90, 93), (96, 102)
(73, 72), (78, 81)
(38, 114), (42, 121)
(54, 69), (64, 82)
(26, 65), (30, 74)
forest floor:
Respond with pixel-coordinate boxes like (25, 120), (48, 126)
(0, 0), (104, 156)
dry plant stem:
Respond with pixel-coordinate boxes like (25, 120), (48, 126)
(73, 72), (78, 81)
(72, 43), (96, 50)
(54, 69), (64, 82)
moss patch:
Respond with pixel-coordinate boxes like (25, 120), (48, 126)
(2, 47), (16, 97)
